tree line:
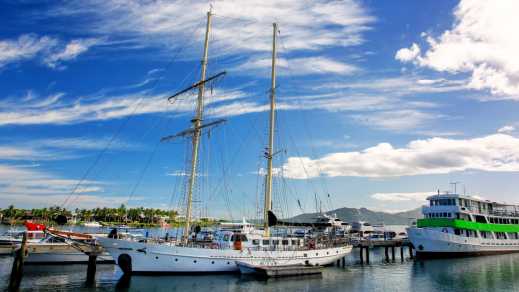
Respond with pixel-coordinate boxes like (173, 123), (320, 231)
(0, 204), (183, 225)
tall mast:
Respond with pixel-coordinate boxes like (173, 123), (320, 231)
(264, 22), (277, 237)
(183, 10), (212, 243)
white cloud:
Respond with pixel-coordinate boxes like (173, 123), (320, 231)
(0, 137), (136, 162)
(44, 38), (99, 68)
(0, 34), (57, 67)
(44, 0), (374, 77)
(498, 125), (515, 134)
(281, 133), (519, 179)
(0, 146), (58, 161)
(395, 43), (420, 62)
(237, 56), (358, 76)
(371, 192), (430, 202)
(395, 0), (519, 97)
(0, 34), (98, 69)
(166, 170), (207, 177)
(352, 110), (440, 131)
(0, 87), (251, 126)
(0, 164), (105, 208)
(51, 0), (374, 54)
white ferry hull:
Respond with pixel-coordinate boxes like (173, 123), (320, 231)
(97, 237), (352, 274)
(408, 227), (519, 258)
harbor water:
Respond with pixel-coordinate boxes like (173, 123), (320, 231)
(2, 226), (519, 291)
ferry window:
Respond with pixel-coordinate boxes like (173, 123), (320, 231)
(443, 212), (448, 217)
(447, 213), (451, 218)
(475, 215), (486, 223)
(454, 229), (461, 235)
(252, 239), (259, 245)
(282, 240), (289, 245)
(272, 240), (279, 245)
(291, 240), (298, 245)
(230, 235), (235, 242)
(223, 234), (230, 241)
(458, 199), (462, 206)
(262, 240), (270, 245)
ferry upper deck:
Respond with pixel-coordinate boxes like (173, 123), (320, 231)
(423, 193), (519, 219)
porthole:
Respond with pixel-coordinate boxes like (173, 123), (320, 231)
(227, 261), (230, 265)
(194, 260), (197, 263)
(327, 252), (329, 255)
(316, 253), (319, 256)
(211, 261), (215, 264)
(155, 256), (159, 259)
(175, 258), (178, 262)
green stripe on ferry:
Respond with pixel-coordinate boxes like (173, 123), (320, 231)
(417, 218), (519, 233)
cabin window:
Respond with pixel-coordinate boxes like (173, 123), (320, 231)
(454, 229), (461, 236)
(223, 234), (230, 241)
(475, 215), (487, 223)
(272, 240), (279, 245)
(291, 240), (299, 245)
(282, 240), (289, 245)
(252, 239), (259, 245)
(262, 240), (270, 245)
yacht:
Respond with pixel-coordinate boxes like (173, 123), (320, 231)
(408, 193), (519, 257)
(0, 229), (46, 255)
(83, 221), (102, 228)
(96, 11), (352, 274)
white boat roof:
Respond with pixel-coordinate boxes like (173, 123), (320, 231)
(425, 193), (519, 208)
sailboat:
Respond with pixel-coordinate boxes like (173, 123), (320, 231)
(96, 11), (352, 274)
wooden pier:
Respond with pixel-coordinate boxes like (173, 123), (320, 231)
(354, 239), (414, 264)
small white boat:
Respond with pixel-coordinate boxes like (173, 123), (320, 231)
(236, 261), (323, 278)
(83, 221), (102, 228)
(0, 230), (46, 255)
(24, 229), (113, 264)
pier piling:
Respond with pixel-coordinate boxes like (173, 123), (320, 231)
(365, 246), (370, 264)
(341, 257), (345, 267)
(384, 246), (389, 262)
(409, 245), (414, 259)
(391, 246), (395, 262)
(400, 246), (404, 262)
(359, 246), (364, 264)
(86, 253), (98, 285)
(8, 232), (27, 291)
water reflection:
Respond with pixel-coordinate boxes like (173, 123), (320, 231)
(410, 254), (519, 291)
(2, 251), (519, 291)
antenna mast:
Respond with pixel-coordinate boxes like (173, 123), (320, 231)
(264, 23), (277, 237)
(183, 10), (212, 244)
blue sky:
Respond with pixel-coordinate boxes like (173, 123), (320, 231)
(2, 0), (519, 219)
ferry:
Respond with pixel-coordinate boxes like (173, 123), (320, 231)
(407, 193), (519, 258)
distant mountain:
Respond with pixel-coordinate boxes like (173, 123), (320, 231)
(289, 206), (422, 225)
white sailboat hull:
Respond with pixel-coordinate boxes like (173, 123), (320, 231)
(97, 237), (351, 273)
